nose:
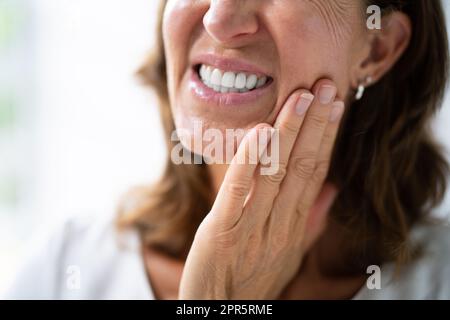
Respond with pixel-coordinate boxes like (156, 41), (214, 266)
(203, 0), (259, 45)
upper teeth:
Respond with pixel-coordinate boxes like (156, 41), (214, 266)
(199, 64), (268, 93)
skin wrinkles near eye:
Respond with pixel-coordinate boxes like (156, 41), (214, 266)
(307, 0), (359, 48)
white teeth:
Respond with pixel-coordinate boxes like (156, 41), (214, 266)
(246, 74), (258, 90)
(198, 64), (269, 93)
(234, 73), (247, 89)
(205, 67), (212, 81)
(221, 72), (236, 88)
(256, 76), (267, 88)
(210, 69), (223, 86)
(199, 65), (205, 80)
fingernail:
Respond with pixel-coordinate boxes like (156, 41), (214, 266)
(318, 85), (337, 105)
(296, 93), (314, 116)
(329, 101), (345, 122)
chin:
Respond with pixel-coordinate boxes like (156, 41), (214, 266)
(172, 113), (254, 164)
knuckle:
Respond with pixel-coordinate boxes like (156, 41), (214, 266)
(307, 113), (327, 130)
(262, 166), (287, 184)
(280, 120), (299, 136)
(291, 156), (316, 179)
(314, 160), (330, 181)
(214, 229), (241, 251)
(272, 231), (290, 253)
(322, 129), (335, 143)
(227, 182), (249, 199)
(245, 233), (263, 266)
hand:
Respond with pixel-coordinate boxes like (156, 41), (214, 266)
(179, 79), (345, 300)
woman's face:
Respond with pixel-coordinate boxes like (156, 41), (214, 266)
(163, 0), (368, 155)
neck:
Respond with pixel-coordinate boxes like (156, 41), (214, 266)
(145, 164), (366, 299)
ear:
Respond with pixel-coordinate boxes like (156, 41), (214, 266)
(351, 11), (412, 88)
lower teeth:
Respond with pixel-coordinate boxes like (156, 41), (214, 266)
(205, 81), (251, 93)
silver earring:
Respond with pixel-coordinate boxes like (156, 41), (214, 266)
(355, 76), (373, 100)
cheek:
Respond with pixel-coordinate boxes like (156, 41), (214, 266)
(163, 0), (196, 49)
(270, 7), (355, 99)
(163, 1), (204, 96)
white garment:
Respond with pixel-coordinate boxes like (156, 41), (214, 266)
(3, 214), (450, 300)
(3, 215), (154, 300)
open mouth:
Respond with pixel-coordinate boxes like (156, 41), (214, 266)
(195, 64), (273, 94)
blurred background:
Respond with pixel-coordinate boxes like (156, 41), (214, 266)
(0, 0), (449, 293)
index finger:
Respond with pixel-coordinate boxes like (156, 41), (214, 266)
(210, 124), (274, 228)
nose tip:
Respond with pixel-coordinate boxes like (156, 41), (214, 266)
(203, 0), (259, 45)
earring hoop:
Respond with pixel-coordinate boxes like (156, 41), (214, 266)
(355, 76), (373, 100)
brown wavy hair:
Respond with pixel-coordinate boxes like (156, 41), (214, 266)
(117, 0), (449, 272)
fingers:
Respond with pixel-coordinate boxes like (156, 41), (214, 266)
(246, 90), (314, 220)
(269, 80), (338, 230)
(210, 123), (274, 229)
(294, 100), (344, 231)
